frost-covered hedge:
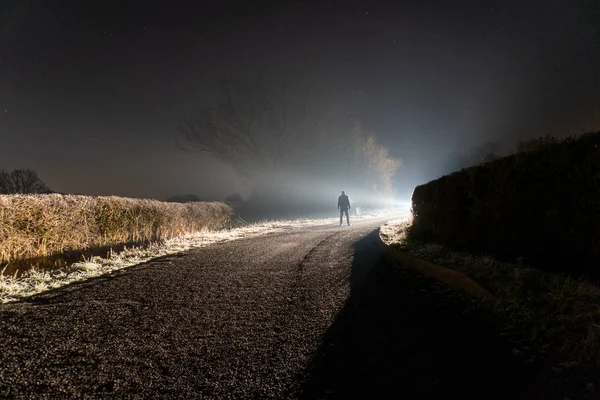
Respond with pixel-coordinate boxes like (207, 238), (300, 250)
(0, 194), (232, 263)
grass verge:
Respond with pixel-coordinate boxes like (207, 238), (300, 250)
(382, 220), (600, 367)
(0, 214), (380, 303)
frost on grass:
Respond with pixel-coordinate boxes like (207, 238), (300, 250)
(379, 217), (411, 246)
(0, 213), (385, 303)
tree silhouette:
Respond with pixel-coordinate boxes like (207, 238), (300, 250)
(179, 72), (401, 197)
(0, 169), (52, 194)
(179, 72), (342, 180)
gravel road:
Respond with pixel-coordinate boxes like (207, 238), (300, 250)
(0, 217), (536, 399)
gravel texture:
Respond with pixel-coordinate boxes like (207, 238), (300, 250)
(1, 217), (535, 399)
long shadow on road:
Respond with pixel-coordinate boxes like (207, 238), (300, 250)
(294, 229), (537, 399)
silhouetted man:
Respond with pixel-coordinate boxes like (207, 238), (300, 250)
(338, 191), (351, 226)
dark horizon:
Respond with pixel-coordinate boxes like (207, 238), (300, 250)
(1, 0), (599, 201)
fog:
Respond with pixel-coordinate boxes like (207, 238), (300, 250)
(0, 0), (598, 214)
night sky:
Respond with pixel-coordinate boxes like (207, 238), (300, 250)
(1, 0), (599, 200)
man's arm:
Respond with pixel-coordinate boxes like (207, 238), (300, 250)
(337, 197), (340, 209)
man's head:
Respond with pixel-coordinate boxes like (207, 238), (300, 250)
(341, 191), (345, 195)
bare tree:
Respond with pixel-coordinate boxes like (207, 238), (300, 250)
(345, 124), (401, 194)
(0, 169), (51, 194)
(178, 72), (343, 181)
(0, 170), (15, 194)
(179, 72), (402, 204)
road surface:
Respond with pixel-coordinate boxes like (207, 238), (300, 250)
(0, 217), (535, 399)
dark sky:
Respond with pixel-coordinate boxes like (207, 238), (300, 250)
(1, 0), (599, 200)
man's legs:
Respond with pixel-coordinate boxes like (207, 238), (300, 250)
(340, 208), (350, 225)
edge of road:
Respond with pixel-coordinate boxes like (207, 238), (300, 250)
(377, 227), (497, 302)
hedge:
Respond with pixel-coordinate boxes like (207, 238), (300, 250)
(409, 131), (600, 274)
(0, 194), (232, 264)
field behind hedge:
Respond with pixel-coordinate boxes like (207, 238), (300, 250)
(0, 194), (232, 265)
(409, 131), (600, 275)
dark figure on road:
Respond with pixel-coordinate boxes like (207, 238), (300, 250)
(338, 191), (351, 226)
